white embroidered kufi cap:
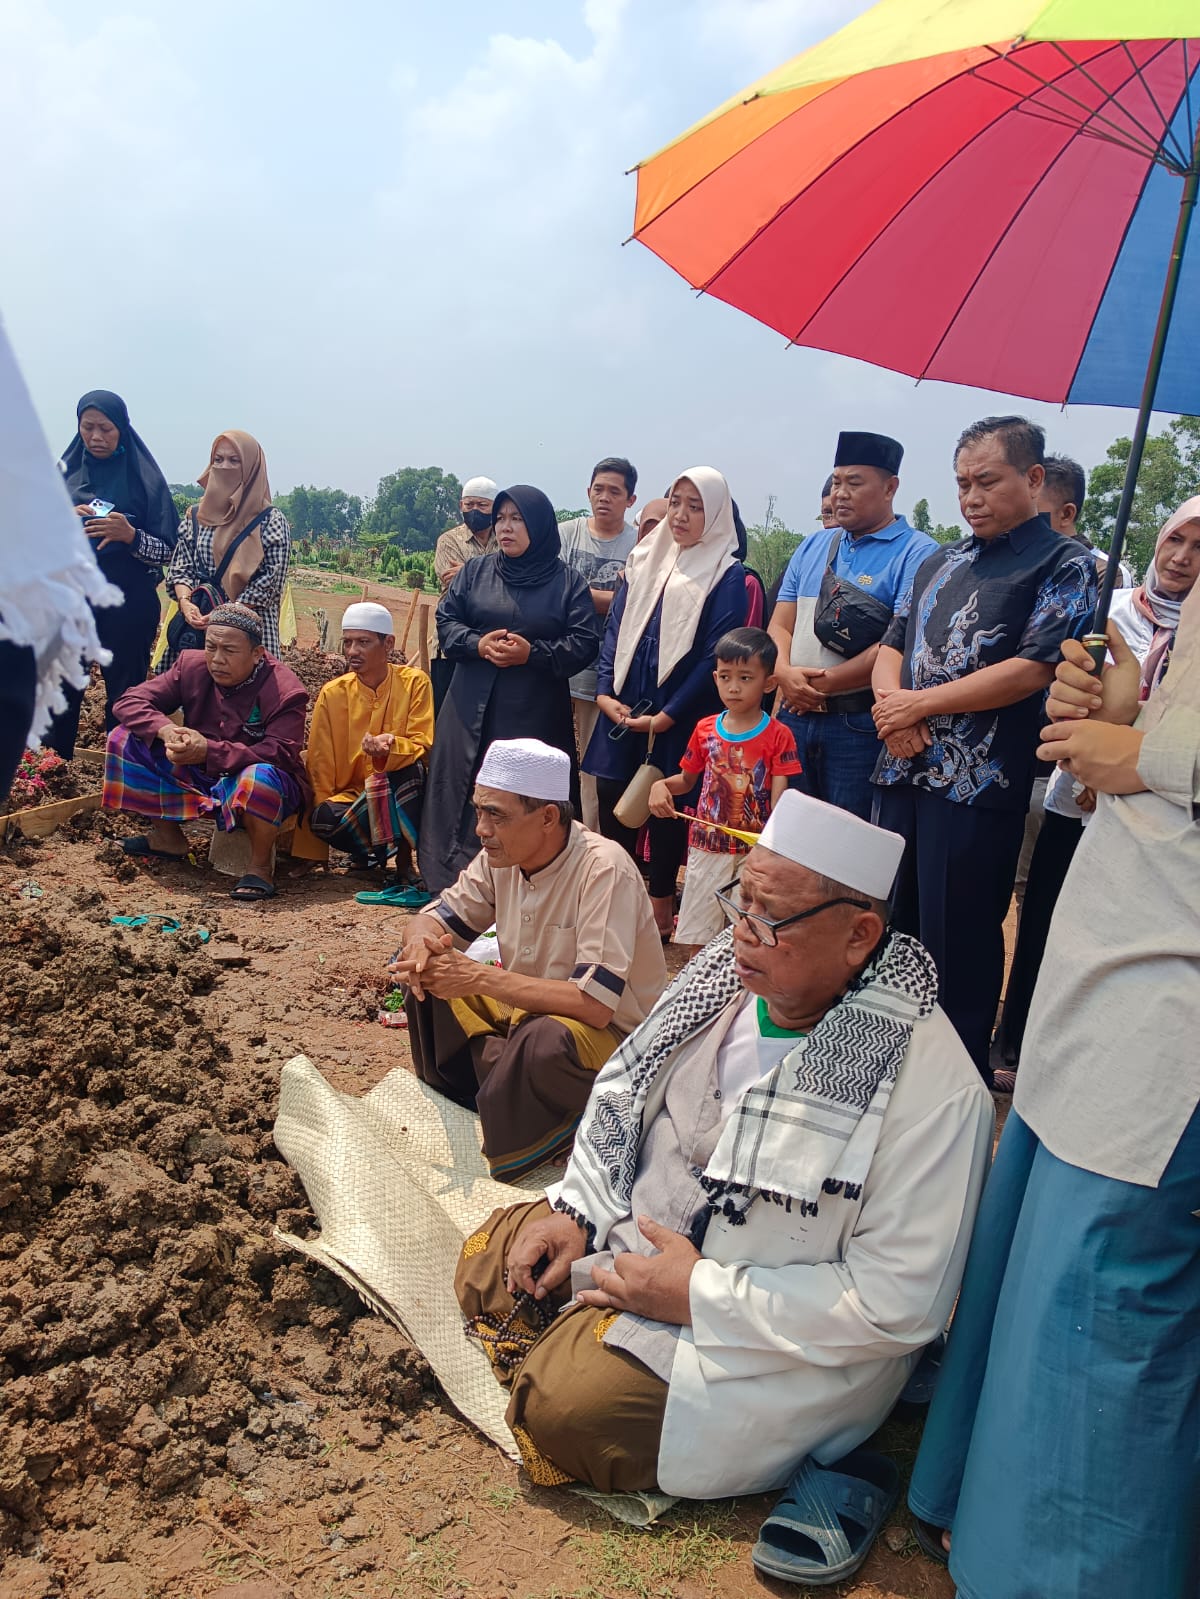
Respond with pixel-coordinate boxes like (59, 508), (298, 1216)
(462, 476), (498, 501)
(758, 790), (904, 900)
(477, 738), (570, 803)
(341, 601), (395, 634)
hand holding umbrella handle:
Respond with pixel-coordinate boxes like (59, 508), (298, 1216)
(1082, 635), (1108, 676)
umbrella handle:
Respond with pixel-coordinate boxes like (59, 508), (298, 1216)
(1081, 635), (1107, 676)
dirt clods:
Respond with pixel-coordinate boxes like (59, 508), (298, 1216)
(0, 893), (425, 1554)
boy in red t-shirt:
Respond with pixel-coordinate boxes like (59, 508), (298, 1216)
(649, 627), (801, 945)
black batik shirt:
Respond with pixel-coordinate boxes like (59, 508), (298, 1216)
(872, 515), (1097, 811)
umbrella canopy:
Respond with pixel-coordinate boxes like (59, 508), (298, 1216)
(632, 0), (1200, 413)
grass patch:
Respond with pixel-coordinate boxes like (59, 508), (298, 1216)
(561, 1504), (739, 1599)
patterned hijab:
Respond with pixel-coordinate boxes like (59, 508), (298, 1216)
(1133, 497), (1200, 698)
(196, 430), (273, 600)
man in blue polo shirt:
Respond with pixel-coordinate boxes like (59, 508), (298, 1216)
(870, 415), (1097, 1082)
(768, 432), (936, 820)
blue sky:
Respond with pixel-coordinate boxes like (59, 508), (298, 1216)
(0, 0), (1146, 530)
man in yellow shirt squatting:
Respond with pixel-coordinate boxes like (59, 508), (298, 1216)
(293, 601), (434, 905)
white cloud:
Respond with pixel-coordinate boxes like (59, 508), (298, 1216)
(0, 0), (1141, 523)
(695, 0), (864, 73)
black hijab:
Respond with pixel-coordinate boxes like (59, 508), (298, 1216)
(60, 390), (178, 553)
(493, 485), (564, 589)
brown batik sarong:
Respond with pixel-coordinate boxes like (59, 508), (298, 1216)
(406, 993), (621, 1180)
(454, 1197), (667, 1492)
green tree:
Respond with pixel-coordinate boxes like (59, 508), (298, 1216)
(556, 507), (588, 523)
(169, 482), (202, 519)
(1079, 417), (1200, 579)
(362, 466), (462, 551)
(275, 485), (363, 543)
(912, 497), (963, 544)
(745, 522), (802, 588)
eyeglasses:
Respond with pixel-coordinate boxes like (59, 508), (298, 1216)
(714, 877), (870, 948)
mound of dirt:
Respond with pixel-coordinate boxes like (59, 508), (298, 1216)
(1, 752), (94, 818)
(0, 892), (427, 1554)
(278, 644), (347, 709)
(74, 668), (108, 752)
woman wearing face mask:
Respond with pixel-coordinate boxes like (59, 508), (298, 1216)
(418, 484), (600, 894)
(584, 467), (748, 938)
(44, 390), (178, 757)
(993, 495), (1200, 1087)
(161, 430), (290, 670)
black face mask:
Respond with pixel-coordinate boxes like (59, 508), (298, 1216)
(463, 509), (493, 534)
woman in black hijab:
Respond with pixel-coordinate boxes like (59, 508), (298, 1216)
(46, 390), (178, 757)
(419, 485), (600, 893)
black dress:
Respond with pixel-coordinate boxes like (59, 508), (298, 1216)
(45, 390), (177, 758)
(419, 553), (599, 893)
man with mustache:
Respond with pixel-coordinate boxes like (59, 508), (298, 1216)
(293, 601), (433, 905)
(768, 432), (936, 821)
(451, 790), (991, 1591)
(393, 737), (665, 1180)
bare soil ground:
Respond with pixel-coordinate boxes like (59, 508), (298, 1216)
(2, 674), (963, 1599)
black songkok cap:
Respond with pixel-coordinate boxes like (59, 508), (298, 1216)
(834, 431), (904, 475)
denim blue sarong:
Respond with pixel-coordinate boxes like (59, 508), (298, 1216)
(909, 1106), (1200, 1599)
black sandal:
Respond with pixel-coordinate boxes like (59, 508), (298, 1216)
(230, 874), (276, 901)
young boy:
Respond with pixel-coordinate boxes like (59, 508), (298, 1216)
(649, 627), (801, 945)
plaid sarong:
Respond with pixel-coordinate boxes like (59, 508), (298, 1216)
(102, 727), (302, 831)
(309, 763), (424, 860)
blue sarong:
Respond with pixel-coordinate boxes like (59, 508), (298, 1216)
(909, 1105), (1200, 1598)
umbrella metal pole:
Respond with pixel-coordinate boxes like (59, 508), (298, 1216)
(1084, 126), (1200, 673)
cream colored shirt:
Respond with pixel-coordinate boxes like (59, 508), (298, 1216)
(434, 523), (497, 588)
(1016, 590), (1200, 1187)
(428, 823), (667, 1036)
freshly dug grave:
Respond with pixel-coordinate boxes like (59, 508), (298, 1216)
(0, 891), (428, 1555)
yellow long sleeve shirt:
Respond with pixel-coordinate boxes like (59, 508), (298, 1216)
(293, 664), (434, 861)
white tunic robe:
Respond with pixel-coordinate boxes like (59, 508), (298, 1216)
(560, 1004), (993, 1499)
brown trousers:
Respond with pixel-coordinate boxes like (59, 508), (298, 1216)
(407, 992), (619, 1181)
(454, 1197), (667, 1492)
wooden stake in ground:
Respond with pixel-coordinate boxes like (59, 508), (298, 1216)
(398, 586), (422, 658)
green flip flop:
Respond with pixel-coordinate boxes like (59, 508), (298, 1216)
(355, 883), (433, 908)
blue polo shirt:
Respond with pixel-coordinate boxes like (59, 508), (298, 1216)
(778, 515), (938, 613)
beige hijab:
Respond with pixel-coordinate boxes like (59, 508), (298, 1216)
(196, 429), (272, 600)
(612, 466), (739, 695)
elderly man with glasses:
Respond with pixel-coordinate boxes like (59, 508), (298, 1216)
(454, 790), (993, 1584)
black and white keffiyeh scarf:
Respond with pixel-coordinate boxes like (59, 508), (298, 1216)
(554, 927), (938, 1247)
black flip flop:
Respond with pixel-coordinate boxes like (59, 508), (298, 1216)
(912, 1516), (951, 1566)
(121, 835), (188, 860)
(230, 874), (276, 902)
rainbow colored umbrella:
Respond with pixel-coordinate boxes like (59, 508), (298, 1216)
(632, 0), (1200, 638)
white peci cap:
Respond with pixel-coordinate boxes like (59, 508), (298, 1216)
(462, 476), (498, 501)
(341, 601), (395, 635)
(476, 738), (570, 803)
(758, 790), (904, 900)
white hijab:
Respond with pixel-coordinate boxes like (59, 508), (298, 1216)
(0, 321), (120, 744)
(612, 466), (739, 695)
